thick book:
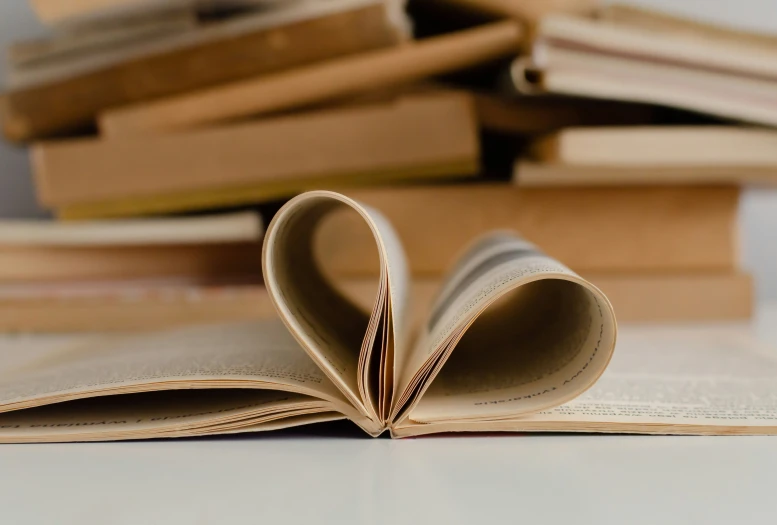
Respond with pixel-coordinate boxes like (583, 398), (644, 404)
(34, 93), (479, 219)
(0, 212), (264, 283)
(97, 21), (523, 136)
(515, 163), (777, 187)
(3, 1), (406, 141)
(0, 279), (273, 332)
(531, 126), (777, 168)
(1, 190), (774, 442)
(29, 0), (318, 28)
(0, 271), (751, 333)
(515, 126), (777, 186)
(509, 7), (777, 127)
(313, 184), (739, 275)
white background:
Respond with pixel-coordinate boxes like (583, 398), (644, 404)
(1, 0), (776, 299)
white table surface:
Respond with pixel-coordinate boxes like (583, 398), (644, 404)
(3, 304), (777, 525)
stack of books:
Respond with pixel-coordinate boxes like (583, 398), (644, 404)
(0, 0), (771, 331)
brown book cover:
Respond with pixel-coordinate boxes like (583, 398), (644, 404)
(313, 184), (740, 275)
(2, 2), (403, 141)
(34, 93), (480, 219)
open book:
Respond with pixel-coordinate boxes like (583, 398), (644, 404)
(0, 190), (619, 441)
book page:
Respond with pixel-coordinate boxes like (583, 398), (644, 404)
(0, 390), (341, 443)
(520, 325), (777, 431)
(0, 321), (362, 426)
(392, 325), (777, 436)
(262, 191), (410, 425)
(392, 233), (616, 425)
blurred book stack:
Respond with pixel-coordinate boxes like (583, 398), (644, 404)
(0, 0), (771, 331)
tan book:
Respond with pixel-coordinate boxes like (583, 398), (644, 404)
(514, 163), (777, 187)
(531, 126), (777, 167)
(0, 281), (273, 332)
(97, 21), (523, 137)
(3, 1), (405, 141)
(0, 212), (264, 283)
(30, 0), (286, 27)
(510, 9), (777, 126)
(0, 271), (750, 333)
(34, 93), (480, 219)
(587, 272), (753, 323)
(313, 184), (739, 276)
(0, 189), (771, 442)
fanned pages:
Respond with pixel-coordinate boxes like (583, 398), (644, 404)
(4, 190), (777, 440)
(0, 190), (614, 441)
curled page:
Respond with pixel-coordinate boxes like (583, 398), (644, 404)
(390, 233), (617, 436)
(264, 191), (617, 437)
(263, 190), (410, 433)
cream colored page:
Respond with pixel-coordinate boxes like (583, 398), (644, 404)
(263, 195), (367, 403)
(0, 321), (346, 410)
(359, 203), (410, 392)
(0, 390), (333, 441)
(263, 191), (410, 420)
(398, 233), (616, 423)
(521, 325), (777, 427)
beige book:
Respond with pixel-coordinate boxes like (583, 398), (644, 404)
(0, 212), (264, 283)
(312, 185), (739, 275)
(34, 93), (480, 219)
(97, 21), (523, 136)
(0, 271), (751, 333)
(511, 10), (777, 127)
(531, 126), (777, 167)
(29, 0), (279, 27)
(0, 189), (774, 442)
(514, 163), (777, 187)
(0, 280), (273, 332)
(4, 1), (406, 141)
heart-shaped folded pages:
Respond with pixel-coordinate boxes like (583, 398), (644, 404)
(263, 191), (617, 437)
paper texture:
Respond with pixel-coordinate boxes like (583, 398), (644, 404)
(392, 326), (777, 436)
(12, 188), (775, 442)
